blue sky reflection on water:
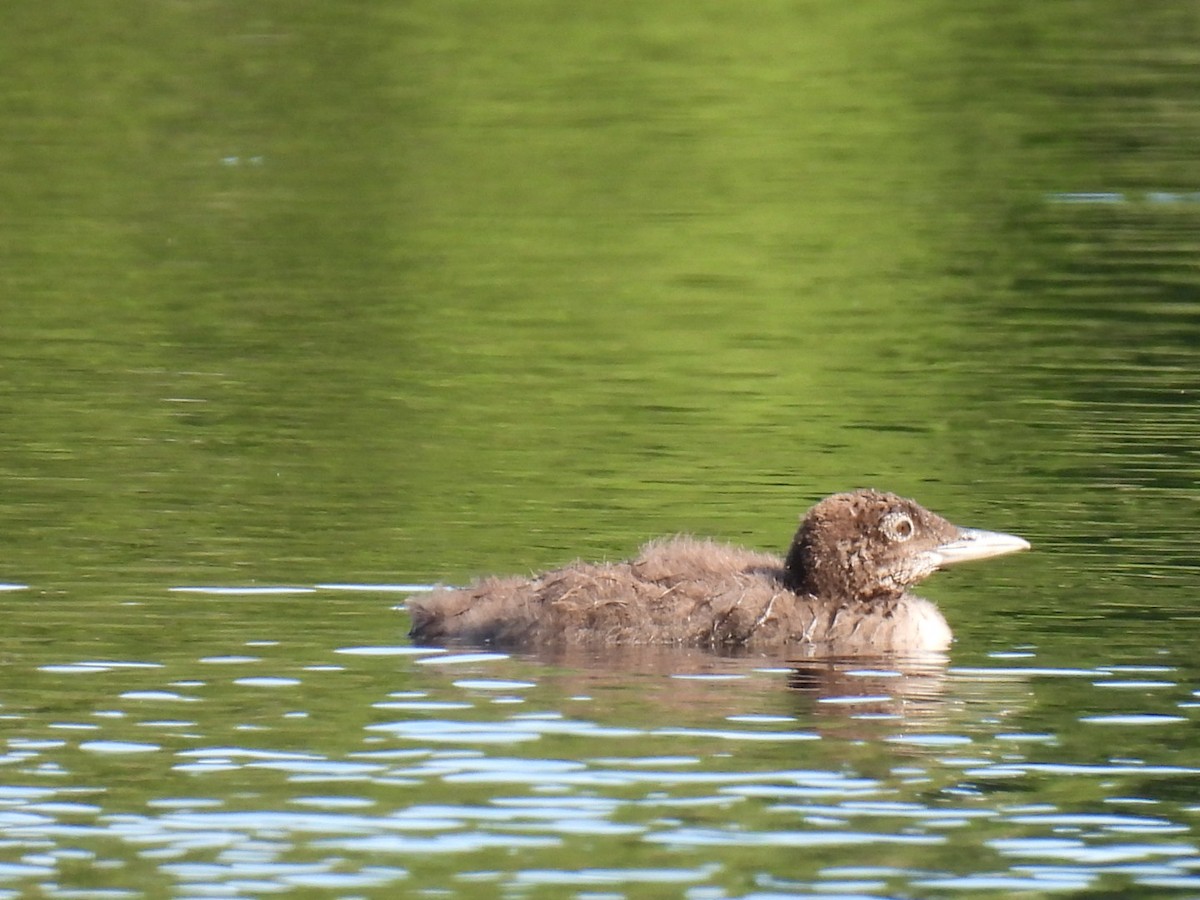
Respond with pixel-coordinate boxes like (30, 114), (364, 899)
(0, 624), (1194, 896)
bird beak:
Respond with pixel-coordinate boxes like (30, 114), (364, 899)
(933, 527), (1031, 566)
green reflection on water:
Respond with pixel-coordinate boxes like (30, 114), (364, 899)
(0, 0), (1040, 591)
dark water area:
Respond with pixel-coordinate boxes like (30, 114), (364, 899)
(2, 0), (1200, 896)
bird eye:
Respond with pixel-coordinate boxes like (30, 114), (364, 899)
(881, 511), (915, 542)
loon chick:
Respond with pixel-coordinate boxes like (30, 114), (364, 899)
(407, 489), (1029, 654)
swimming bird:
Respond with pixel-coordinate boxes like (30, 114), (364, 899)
(407, 489), (1029, 654)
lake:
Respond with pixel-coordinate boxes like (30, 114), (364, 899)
(1, 0), (1199, 896)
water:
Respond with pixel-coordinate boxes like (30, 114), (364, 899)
(3, 627), (1200, 896)
(3, 0), (1200, 896)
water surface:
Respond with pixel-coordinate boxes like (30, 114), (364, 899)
(1, 0), (1200, 896)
